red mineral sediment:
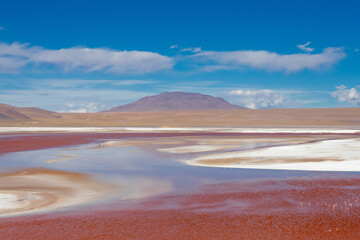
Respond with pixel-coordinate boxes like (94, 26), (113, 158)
(0, 176), (359, 239)
(1, 132), (359, 239)
(0, 132), (356, 155)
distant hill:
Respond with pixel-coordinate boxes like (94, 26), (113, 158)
(0, 103), (60, 123)
(16, 107), (60, 119)
(103, 92), (244, 112)
(0, 103), (31, 121)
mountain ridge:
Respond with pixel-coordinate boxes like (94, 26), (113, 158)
(103, 91), (244, 112)
(0, 103), (60, 122)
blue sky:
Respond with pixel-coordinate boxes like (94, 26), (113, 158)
(0, 0), (359, 112)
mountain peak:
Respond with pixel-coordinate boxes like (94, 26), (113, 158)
(103, 91), (244, 112)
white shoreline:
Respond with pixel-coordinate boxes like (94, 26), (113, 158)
(183, 138), (360, 172)
(0, 127), (359, 134)
(158, 145), (228, 153)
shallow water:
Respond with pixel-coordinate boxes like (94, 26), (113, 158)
(0, 134), (358, 207)
(1, 132), (360, 239)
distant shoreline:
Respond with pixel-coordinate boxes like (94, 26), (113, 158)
(1, 126), (360, 133)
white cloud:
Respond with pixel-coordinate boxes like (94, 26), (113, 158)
(191, 47), (345, 73)
(0, 42), (174, 74)
(66, 103), (76, 108)
(331, 85), (360, 106)
(297, 41), (314, 53)
(27, 79), (157, 88)
(179, 47), (202, 53)
(66, 102), (106, 113)
(0, 41), (347, 75)
(0, 56), (28, 73)
(170, 45), (178, 49)
(199, 65), (233, 72)
(110, 80), (158, 85)
(227, 89), (284, 109)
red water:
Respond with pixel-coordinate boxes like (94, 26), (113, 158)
(0, 176), (359, 239)
(1, 133), (360, 239)
(1, 132), (357, 155)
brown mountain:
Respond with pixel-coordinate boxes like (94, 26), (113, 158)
(103, 91), (244, 112)
(0, 104), (31, 121)
(0, 103), (60, 123)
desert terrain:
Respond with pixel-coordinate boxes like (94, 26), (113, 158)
(1, 103), (360, 127)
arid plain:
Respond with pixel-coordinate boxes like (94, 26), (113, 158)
(1, 102), (360, 127)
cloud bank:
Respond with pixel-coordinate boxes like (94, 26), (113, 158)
(66, 102), (107, 113)
(227, 89), (284, 109)
(332, 85), (360, 106)
(0, 42), (174, 74)
(0, 41), (346, 75)
(191, 47), (345, 73)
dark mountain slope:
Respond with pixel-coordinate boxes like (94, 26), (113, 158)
(103, 92), (244, 112)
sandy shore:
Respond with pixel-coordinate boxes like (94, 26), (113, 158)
(2, 108), (360, 128)
(0, 168), (114, 217)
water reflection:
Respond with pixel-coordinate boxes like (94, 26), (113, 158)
(1, 135), (356, 198)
